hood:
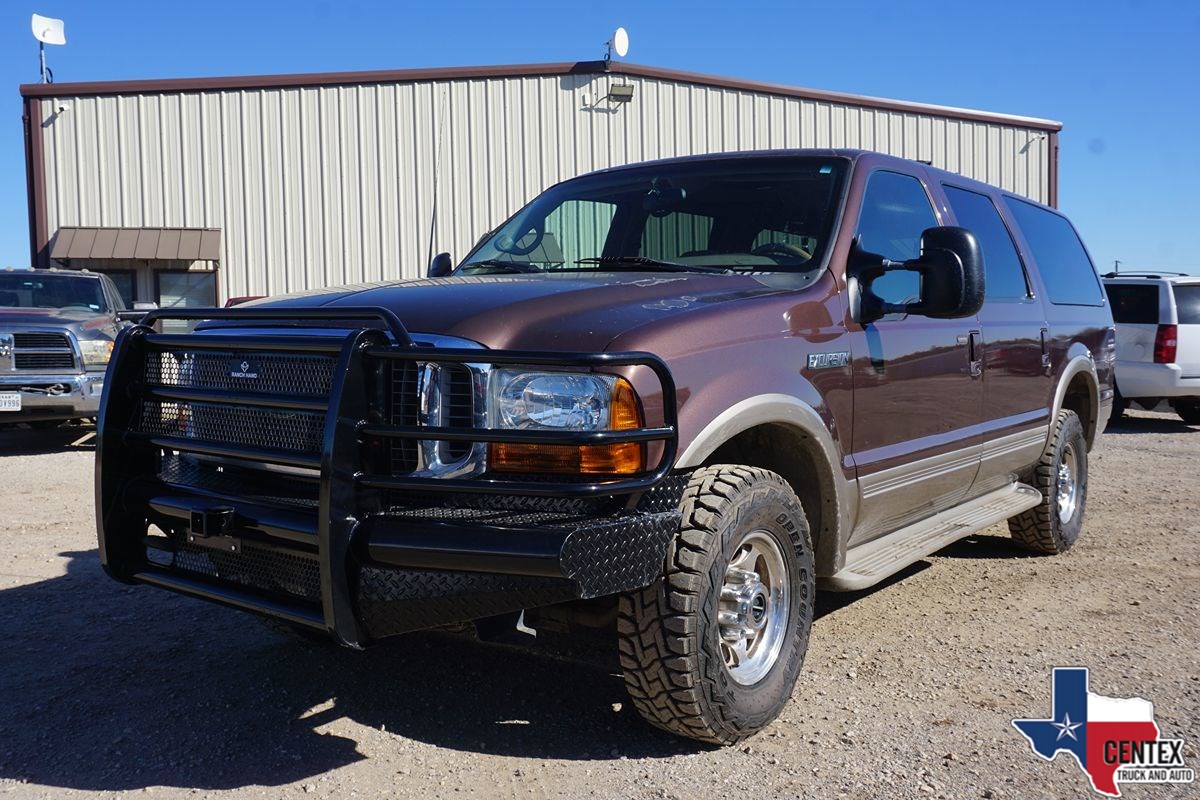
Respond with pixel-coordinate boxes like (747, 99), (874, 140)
(0, 307), (110, 328)
(254, 272), (797, 350)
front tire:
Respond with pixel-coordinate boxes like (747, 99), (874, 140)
(1171, 398), (1200, 425)
(1008, 410), (1088, 554)
(618, 465), (815, 744)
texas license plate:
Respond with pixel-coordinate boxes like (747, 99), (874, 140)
(0, 392), (21, 412)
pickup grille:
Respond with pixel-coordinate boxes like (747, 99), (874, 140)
(13, 332), (70, 349)
(14, 352), (75, 370)
(9, 331), (75, 371)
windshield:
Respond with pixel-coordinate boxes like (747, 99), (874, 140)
(0, 273), (109, 312)
(461, 157), (848, 275)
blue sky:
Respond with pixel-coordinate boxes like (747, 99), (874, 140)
(1, 0), (1197, 274)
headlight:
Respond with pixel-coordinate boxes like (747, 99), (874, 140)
(487, 369), (645, 474)
(490, 370), (617, 430)
(80, 339), (115, 367)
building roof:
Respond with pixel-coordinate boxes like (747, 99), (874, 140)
(18, 60), (1063, 132)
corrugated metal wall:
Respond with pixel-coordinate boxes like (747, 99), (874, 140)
(36, 71), (1052, 300)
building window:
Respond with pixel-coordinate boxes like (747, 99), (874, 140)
(101, 270), (137, 307)
(156, 270), (216, 308)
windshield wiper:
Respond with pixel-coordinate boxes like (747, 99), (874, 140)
(459, 259), (542, 274)
(574, 256), (731, 274)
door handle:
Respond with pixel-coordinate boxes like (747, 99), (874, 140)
(1039, 327), (1052, 373)
(967, 330), (982, 378)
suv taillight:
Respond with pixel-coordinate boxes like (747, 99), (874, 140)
(1154, 324), (1178, 364)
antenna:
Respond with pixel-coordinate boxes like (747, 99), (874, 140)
(31, 13), (66, 84)
(604, 26), (629, 68)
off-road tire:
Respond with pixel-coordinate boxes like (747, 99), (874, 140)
(1171, 398), (1200, 425)
(1008, 410), (1087, 554)
(617, 465), (815, 745)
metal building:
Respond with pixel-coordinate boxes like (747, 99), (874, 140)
(20, 61), (1062, 308)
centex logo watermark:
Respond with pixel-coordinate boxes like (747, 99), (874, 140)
(1012, 667), (1194, 797)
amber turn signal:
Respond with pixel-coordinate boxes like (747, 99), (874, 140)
(489, 377), (645, 475)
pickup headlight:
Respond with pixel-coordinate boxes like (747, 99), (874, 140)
(80, 339), (115, 367)
(487, 369), (645, 474)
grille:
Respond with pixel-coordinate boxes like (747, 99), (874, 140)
(13, 332), (70, 349)
(14, 352), (75, 370)
(390, 362), (419, 473)
(144, 350), (335, 397)
(441, 366), (474, 461)
(388, 363), (477, 472)
(146, 531), (321, 603)
(139, 399), (326, 453)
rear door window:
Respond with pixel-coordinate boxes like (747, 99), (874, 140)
(1003, 197), (1103, 306)
(1174, 285), (1200, 324)
(944, 186), (1029, 300)
(1104, 284), (1160, 324)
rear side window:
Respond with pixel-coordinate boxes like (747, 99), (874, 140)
(944, 186), (1028, 300)
(1104, 283), (1160, 324)
(1003, 197), (1103, 306)
(1174, 285), (1200, 325)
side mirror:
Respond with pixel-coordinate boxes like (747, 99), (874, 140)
(427, 252), (453, 278)
(851, 226), (984, 324)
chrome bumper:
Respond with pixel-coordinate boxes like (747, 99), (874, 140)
(0, 372), (104, 421)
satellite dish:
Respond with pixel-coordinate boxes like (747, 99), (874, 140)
(612, 27), (629, 58)
(31, 14), (66, 46)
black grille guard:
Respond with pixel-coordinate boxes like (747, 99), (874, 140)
(97, 306), (679, 647)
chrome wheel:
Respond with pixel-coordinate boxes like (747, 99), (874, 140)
(1056, 442), (1079, 524)
(718, 529), (790, 685)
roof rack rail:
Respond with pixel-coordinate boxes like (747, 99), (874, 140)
(1101, 270), (1190, 279)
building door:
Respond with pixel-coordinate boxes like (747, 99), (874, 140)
(848, 169), (984, 544)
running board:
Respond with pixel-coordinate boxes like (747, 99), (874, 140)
(821, 482), (1043, 591)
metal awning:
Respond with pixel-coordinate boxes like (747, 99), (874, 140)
(50, 227), (221, 262)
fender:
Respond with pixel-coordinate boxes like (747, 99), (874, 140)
(1050, 349), (1101, 447)
(676, 393), (857, 575)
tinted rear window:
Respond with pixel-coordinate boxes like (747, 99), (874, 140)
(1003, 197), (1103, 306)
(1175, 285), (1200, 324)
(1104, 283), (1159, 324)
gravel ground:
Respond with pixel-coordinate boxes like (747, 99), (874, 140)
(0, 409), (1196, 800)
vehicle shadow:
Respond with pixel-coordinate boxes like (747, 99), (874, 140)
(0, 424), (96, 456)
(1103, 414), (1196, 435)
(814, 561), (929, 619)
(0, 551), (698, 793)
(935, 532), (1042, 560)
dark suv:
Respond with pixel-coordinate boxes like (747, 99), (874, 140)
(96, 149), (1114, 744)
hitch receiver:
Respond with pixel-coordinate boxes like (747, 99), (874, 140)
(187, 506), (240, 553)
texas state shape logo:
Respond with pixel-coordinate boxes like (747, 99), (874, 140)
(1012, 667), (1194, 796)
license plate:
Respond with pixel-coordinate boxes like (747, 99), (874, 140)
(0, 392), (20, 412)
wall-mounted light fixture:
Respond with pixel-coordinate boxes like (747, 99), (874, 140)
(607, 84), (635, 104)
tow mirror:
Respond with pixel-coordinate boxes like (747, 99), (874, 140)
(851, 226), (984, 324)
(427, 252), (454, 278)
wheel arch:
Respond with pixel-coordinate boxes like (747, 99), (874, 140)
(1053, 353), (1100, 449)
(675, 394), (853, 576)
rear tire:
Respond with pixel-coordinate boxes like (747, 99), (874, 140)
(1008, 410), (1088, 554)
(1171, 398), (1200, 425)
(618, 465), (814, 745)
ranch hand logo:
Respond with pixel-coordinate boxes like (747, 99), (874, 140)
(229, 360), (259, 379)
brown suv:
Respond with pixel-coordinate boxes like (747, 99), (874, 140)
(96, 149), (1115, 744)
